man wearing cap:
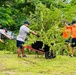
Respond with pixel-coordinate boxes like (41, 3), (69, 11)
(16, 20), (39, 58)
(0, 28), (11, 44)
(65, 20), (76, 57)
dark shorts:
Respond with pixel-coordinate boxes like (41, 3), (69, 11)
(16, 40), (24, 49)
(65, 38), (71, 43)
(71, 38), (76, 47)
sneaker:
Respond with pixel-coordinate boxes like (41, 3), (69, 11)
(70, 55), (73, 57)
(18, 56), (21, 58)
(22, 55), (27, 57)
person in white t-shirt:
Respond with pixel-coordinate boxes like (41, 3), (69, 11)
(0, 28), (11, 44)
(16, 20), (39, 58)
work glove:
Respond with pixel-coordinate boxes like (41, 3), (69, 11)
(36, 34), (40, 37)
(3, 42), (6, 44)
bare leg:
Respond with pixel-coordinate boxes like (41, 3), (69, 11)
(21, 47), (25, 57)
(67, 43), (70, 52)
(72, 47), (74, 56)
(17, 47), (21, 57)
(0, 39), (4, 43)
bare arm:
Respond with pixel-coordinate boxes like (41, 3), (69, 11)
(30, 30), (40, 37)
(30, 30), (37, 35)
(65, 22), (69, 27)
(3, 33), (11, 39)
(0, 39), (4, 43)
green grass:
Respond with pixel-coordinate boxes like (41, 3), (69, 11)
(0, 51), (76, 75)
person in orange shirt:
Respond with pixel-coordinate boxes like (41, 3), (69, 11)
(62, 23), (71, 53)
(65, 20), (76, 57)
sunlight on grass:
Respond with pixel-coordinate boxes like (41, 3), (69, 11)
(0, 51), (76, 75)
(0, 72), (5, 75)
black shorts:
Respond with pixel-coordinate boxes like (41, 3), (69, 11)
(65, 38), (71, 43)
(71, 38), (76, 47)
(16, 40), (24, 49)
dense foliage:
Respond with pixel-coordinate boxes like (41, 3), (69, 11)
(0, 0), (76, 55)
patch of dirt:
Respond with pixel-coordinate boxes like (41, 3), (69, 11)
(2, 71), (17, 75)
(0, 62), (6, 71)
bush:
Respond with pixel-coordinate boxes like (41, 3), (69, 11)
(4, 40), (17, 53)
(0, 42), (5, 50)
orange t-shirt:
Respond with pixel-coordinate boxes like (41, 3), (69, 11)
(62, 27), (71, 39)
(71, 26), (76, 38)
(65, 26), (76, 38)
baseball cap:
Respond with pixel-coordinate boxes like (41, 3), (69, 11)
(24, 20), (30, 25)
(3, 28), (8, 32)
(71, 20), (76, 24)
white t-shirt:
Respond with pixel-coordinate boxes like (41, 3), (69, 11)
(0, 29), (5, 34)
(0, 29), (5, 39)
(17, 25), (30, 42)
